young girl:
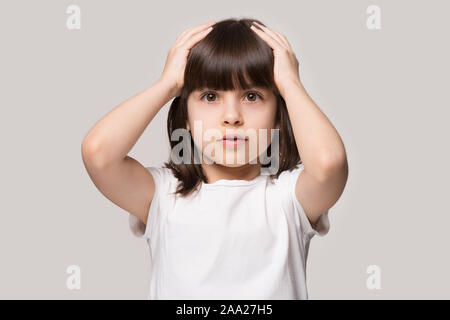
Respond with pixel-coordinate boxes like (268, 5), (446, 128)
(81, 18), (348, 300)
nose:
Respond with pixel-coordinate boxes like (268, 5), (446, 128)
(222, 99), (243, 126)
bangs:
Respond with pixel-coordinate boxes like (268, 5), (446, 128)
(182, 19), (279, 95)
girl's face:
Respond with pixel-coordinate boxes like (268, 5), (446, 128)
(186, 87), (280, 167)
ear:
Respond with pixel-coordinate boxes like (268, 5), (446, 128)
(186, 122), (190, 131)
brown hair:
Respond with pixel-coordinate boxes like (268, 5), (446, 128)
(162, 18), (302, 196)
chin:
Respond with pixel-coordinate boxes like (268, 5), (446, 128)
(211, 155), (262, 167)
(217, 162), (249, 168)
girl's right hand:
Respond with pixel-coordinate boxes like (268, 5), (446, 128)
(159, 20), (216, 97)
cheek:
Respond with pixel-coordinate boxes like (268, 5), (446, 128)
(187, 107), (217, 145)
(244, 106), (278, 145)
(187, 103), (217, 126)
(244, 104), (277, 129)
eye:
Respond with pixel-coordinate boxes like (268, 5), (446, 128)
(200, 91), (263, 103)
(201, 92), (217, 102)
(245, 92), (263, 102)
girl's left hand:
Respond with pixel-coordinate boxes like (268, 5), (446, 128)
(250, 21), (303, 96)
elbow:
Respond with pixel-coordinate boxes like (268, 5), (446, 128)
(316, 149), (348, 181)
(81, 138), (106, 168)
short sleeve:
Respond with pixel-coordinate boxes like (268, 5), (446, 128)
(284, 163), (331, 239)
(128, 166), (167, 239)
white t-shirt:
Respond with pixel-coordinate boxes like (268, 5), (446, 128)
(129, 163), (330, 300)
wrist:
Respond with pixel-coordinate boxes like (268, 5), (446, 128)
(155, 78), (178, 99)
(279, 79), (305, 97)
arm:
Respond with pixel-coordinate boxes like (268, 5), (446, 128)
(250, 21), (348, 228)
(81, 79), (176, 169)
(81, 79), (176, 225)
(282, 82), (348, 228)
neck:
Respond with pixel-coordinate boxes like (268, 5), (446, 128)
(202, 163), (262, 184)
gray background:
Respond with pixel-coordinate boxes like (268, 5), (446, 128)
(1, 0), (449, 299)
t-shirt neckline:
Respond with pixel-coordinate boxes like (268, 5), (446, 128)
(201, 173), (268, 188)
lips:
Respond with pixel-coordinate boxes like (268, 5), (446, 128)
(221, 134), (248, 141)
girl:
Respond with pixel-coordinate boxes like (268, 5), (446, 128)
(81, 18), (348, 300)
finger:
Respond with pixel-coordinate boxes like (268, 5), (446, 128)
(272, 29), (292, 49)
(250, 23), (283, 51)
(176, 20), (215, 44)
(176, 20), (216, 45)
(252, 21), (286, 49)
(252, 21), (286, 48)
(181, 25), (214, 50)
(176, 20), (215, 40)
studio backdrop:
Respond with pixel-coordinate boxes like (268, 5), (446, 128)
(0, 0), (449, 299)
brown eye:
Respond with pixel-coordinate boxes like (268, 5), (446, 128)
(201, 92), (217, 102)
(245, 92), (262, 102)
(246, 92), (257, 101)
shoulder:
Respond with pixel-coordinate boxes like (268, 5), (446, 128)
(267, 163), (305, 201)
(144, 165), (179, 198)
(270, 163), (330, 238)
(128, 166), (177, 239)
(144, 166), (177, 184)
(272, 163), (305, 187)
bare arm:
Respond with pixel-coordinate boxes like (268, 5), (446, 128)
(81, 79), (176, 225)
(82, 80), (176, 169)
(250, 21), (348, 229)
(283, 82), (348, 228)
(282, 82), (347, 179)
